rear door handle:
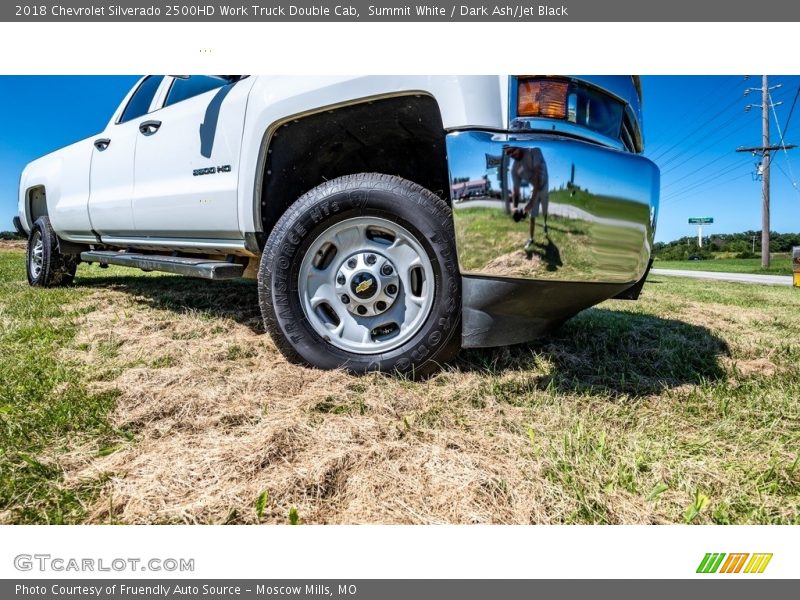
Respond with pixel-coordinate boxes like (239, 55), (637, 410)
(94, 138), (111, 151)
(139, 120), (162, 136)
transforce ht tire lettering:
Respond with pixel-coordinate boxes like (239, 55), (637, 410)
(258, 173), (461, 376)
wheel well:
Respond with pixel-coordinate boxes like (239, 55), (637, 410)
(256, 94), (450, 241)
(27, 186), (47, 226)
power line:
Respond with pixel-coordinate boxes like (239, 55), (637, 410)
(781, 85), (800, 138)
(735, 76), (797, 268)
(661, 171), (752, 207)
(659, 79), (782, 206)
(662, 152), (750, 197)
(661, 117), (754, 178)
(658, 112), (742, 170)
(768, 91), (800, 196)
(768, 90), (800, 194)
(647, 77), (744, 160)
(661, 156), (751, 204)
(653, 98), (743, 166)
(650, 85), (746, 164)
(774, 162), (800, 197)
(661, 152), (746, 192)
(662, 171), (751, 206)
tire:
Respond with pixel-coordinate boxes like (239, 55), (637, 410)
(26, 216), (78, 287)
(259, 173), (461, 376)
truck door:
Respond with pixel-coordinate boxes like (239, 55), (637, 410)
(131, 76), (255, 240)
(88, 75), (164, 237)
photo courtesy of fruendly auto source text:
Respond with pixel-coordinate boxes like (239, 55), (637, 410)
(0, 1), (798, 596)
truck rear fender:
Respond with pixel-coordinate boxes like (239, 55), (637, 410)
(252, 93), (451, 246)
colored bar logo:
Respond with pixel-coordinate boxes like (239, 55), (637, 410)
(697, 553), (773, 574)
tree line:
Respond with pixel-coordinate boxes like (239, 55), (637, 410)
(654, 231), (800, 260)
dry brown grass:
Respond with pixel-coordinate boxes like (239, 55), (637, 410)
(63, 288), (550, 523)
(44, 269), (800, 525)
(482, 249), (543, 278)
(0, 239), (27, 251)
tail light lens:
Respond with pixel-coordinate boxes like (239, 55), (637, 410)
(516, 77), (625, 140)
(517, 79), (569, 119)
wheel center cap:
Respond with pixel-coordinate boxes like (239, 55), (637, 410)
(351, 272), (378, 299)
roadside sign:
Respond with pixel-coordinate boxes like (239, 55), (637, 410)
(688, 218), (713, 248)
(793, 247), (800, 288)
(485, 153), (502, 169)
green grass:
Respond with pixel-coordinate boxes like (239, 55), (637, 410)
(0, 250), (132, 523)
(454, 193), (650, 282)
(455, 206), (604, 279)
(0, 245), (798, 524)
(655, 254), (793, 276)
(455, 275), (800, 523)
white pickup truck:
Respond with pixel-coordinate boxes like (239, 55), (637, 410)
(15, 75), (659, 375)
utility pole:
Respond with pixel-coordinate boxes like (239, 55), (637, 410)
(761, 75), (770, 268)
(739, 76), (797, 268)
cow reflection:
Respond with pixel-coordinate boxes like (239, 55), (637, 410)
(506, 146), (549, 254)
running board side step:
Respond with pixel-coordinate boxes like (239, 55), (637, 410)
(80, 250), (245, 280)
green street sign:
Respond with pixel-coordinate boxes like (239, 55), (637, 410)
(688, 217), (714, 224)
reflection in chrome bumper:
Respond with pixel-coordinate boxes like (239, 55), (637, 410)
(447, 131), (659, 285)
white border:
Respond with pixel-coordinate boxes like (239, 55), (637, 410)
(0, 525), (796, 579)
(0, 19), (797, 581)
(0, 22), (796, 74)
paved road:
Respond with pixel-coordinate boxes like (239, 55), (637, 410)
(650, 268), (794, 286)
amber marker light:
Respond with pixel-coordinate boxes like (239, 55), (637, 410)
(517, 78), (569, 119)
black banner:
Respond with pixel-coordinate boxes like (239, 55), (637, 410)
(4, 0), (796, 22)
(4, 580), (798, 599)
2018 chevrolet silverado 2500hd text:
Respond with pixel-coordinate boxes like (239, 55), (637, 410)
(17, 75), (659, 375)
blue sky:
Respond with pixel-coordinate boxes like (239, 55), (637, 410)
(0, 75), (139, 228)
(1, 75), (798, 242)
(642, 75), (800, 242)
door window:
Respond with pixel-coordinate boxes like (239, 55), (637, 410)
(118, 75), (164, 123)
(165, 76), (231, 107)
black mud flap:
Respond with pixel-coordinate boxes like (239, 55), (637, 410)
(613, 258), (653, 301)
(12, 216), (25, 237)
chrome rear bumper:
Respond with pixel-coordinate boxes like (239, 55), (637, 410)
(447, 130), (659, 285)
(447, 130), (660, 347)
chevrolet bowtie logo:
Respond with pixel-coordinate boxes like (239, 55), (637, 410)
(355, 279), (373, 294)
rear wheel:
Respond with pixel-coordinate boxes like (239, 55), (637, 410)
(259, 173), (461, 376)
(26, 216), (78, 287)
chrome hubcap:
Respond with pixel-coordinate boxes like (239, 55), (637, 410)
(298, 217), (435, 354)
(335, 251), (400, 317)
(29, 232), (44, 279)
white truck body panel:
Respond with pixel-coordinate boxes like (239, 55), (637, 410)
(236, 75), (508, 235)
(88, 119), (138, 236)
(18, 75), (509, 249)
(131, 76), (255, 239)
(25, 139), (96, 241)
